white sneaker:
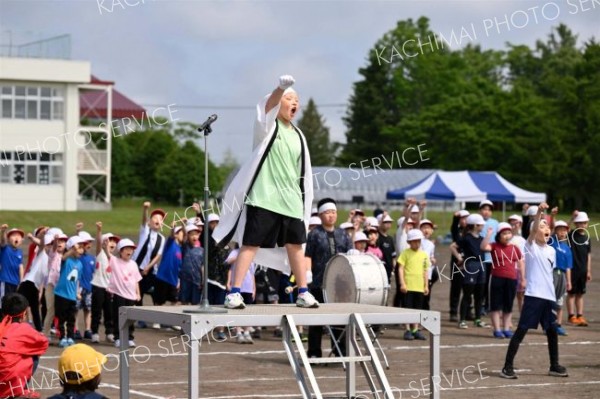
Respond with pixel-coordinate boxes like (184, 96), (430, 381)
(151, 323), (161, 329)
(296, 292), (319, 308)
(114, 339), (120, 348)
(128, 340), (136, 347)
(224, 293), (246, 309)
(236, 333), (247, 344)
(91, 333), (100, 343)
(244, 331), (254, 344)
(106, 334), (115, 343)
(171, 325), (182, 331)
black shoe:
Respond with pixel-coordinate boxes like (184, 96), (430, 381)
(548, 364), (568, 377)
(450, 314), (458, 322)
(500, 366), (517, 379)
(73, 330), (82, 340)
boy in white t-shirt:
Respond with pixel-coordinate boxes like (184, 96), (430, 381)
(501, 203), (568, 379)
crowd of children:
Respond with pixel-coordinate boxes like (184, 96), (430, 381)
(0, 198), (595, 396)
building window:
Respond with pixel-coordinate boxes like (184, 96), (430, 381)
(0, 150), (63, 185)
(0, 85), (64, 120)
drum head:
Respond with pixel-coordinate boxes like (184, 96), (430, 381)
(323, 255), (357, 303)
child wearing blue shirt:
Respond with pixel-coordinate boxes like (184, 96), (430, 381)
(549, 220), (573, 336)
(76, 230), (96, 340)
(0, 225), (25, 319)
(179, 225), (204, 305)
(155, 225), (184, 306)
(55, 236), (84, 348)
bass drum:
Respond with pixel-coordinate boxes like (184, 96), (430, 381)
(322, 253), (389, 306)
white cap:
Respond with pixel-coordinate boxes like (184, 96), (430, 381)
(407, 229), (424, 241)
(78, 231), (94, 242)
(466, 214), (485, 225)
(311, 207), (318, 215)
(526, 205), (539, 216)
(365, 216), (378, 227)
(410, 204), (420, 213)
(207, 213), (220, 223)
(190, 217), (204, 226)
(554, 220), (569, 229)
(353, 231), (368, 243)
(573, 211), (589, 223)
(101, 233), (121, 243)
(377, 214), (393, 223)
(479, 200), (493, 209)
(117, 238), (137, 251)
(340, 222), (353, 230)
(66, 236), (85, 250)
(458, 210), (470, 218)
(309, 216), (322, 226)
(419, 219), (434, 228)
(47, 227), (64, 237)
(497, 222), (513, 233)
(43, 234), (54, 246)
(508, 214), (523, 223)
(185, 224), (200, 233)
(173, 226), (183, 234)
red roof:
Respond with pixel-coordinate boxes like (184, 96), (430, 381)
(80, 75), (146, 119)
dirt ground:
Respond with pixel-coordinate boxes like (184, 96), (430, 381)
(34, 244), (599, 399)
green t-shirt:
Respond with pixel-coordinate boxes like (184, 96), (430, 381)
(246, 120), (303, 219)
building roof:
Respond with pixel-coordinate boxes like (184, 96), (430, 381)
(313, 167), (437, 204)
(80, 75), (146, 119)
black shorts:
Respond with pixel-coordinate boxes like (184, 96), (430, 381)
(403, 291), (424, 310)
(489, 276), (517, 313)
(153, 278), (178, 305)
(517, 296), (557, 331)
(568, 269), (587, 295)
(243, 205), (306, 247)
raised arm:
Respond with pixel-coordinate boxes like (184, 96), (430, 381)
(95, 221), (103, 257)
(265, 75), (294, 115)
(141, 201), (151, 226)
(528, 202), (549, 244)
(481, 227), (494, 252)
(0, 224), (7, 247)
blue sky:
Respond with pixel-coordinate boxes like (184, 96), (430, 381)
(1, 0), (599, 165)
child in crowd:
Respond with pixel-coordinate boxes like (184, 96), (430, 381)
(43, 229), (68, 336)
(549, 220), (573, 336)
(419, 219), (438, 311)
(0, 293), (49, 399)
(350, 232), (368, 254)
(365, 225), (383, 260)
(133, 202), (165, 327)
(50, 343), (108, 399)
(55, 236), (85, 348)
(508, 214), (527, 312)
(478, 200), (499, 315)
(91, 222), (119, 344)
(481, 223), (524, 339)
(501, 203), (568, 379)
(376, 213), (396, 283)
(17, 227), (50, 331)
(567, 211), (592, 327)
(398, 229), (430, 341)
(108, 239), (142, 348)
(0, 225), (25, 318)
(154, 224), (184, 307)
(448, 210), (469, 322)
(179, 224), (204, 306)
(75, 226), (95, 340)
(451, 214), (487, 329)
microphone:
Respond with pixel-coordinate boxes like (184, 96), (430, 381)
(198, 114), (218, 132)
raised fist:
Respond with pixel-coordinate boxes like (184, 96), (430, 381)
(278, 75), (295, 90)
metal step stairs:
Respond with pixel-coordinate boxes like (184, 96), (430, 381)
(281, 313), (394, 399)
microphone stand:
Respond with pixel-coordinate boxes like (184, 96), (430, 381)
(184, 122), (227, 314)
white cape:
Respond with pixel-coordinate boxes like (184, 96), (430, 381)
(212, 94), (313, 275)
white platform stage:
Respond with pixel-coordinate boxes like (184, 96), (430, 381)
(118, 304), (441, 399)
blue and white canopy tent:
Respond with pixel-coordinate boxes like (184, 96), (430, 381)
(386, 170), (546, 219)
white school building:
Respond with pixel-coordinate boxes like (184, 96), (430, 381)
(0, 35), (144, 211)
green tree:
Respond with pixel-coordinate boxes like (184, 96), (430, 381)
(296, 98), (338, 166)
